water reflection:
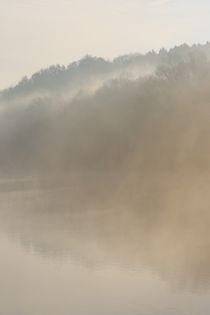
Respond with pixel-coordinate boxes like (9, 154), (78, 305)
(1, 173), (210, 291)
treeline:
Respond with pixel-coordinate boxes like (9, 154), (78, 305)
(1, 43), (210, 177)
(2, 42), (210, 98)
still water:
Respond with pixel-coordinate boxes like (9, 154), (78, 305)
(1, 175), (210, 315)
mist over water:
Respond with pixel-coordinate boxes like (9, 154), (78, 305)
(1, 177), (210, 315)
(1, 174), (210, 288)
(2, 43), (210, 314)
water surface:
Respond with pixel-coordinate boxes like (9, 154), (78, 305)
(1, 175), (210, 315)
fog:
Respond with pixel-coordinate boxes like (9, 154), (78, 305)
(2, 43), (210, 315)
(1, 43), (210, 218)
(1, 43), (210, 219)
(1, 43), (210, 180)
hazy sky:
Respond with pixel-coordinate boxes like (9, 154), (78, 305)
(0, 0), (209, 89)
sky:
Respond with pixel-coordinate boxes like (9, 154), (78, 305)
(0, 0), (210, 89)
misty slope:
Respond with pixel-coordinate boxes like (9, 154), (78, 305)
(1, 43), (210, 180)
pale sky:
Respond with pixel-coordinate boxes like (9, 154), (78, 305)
(0, 0), (209, 89)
